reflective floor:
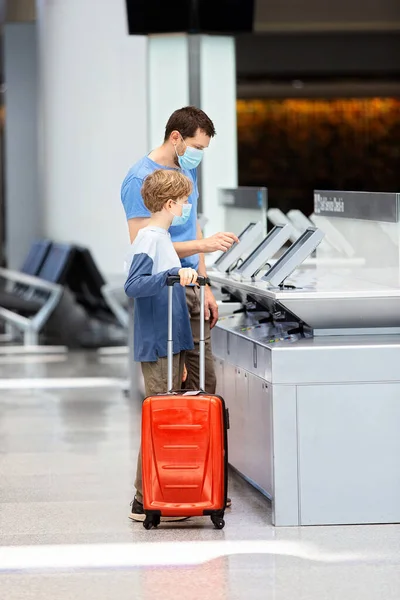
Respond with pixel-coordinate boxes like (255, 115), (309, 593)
(1, 351), (400, 599)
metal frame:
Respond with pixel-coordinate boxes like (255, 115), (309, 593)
(0, 267), (64, 346)
(101, 281), (129, 329)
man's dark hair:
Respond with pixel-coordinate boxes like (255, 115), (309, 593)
(164, 106), (216, 141)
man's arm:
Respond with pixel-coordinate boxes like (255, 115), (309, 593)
(196, 221), (219, 329)
(128, 218), (239, 258)
(128, 217), (150, 243)
(196, 222), (207, 278)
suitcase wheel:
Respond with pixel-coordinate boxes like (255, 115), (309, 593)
(211, 515), (225, 530)
(143, 515), (160, 530)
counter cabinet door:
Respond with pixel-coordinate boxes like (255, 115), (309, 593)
(246, 373), (273, 497)
(231, 366), (249, 475)
(214, 358), (225, 398)
(223, 362), (242, 472)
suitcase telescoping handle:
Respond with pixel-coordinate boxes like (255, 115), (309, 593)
(166, 275), (207, 393)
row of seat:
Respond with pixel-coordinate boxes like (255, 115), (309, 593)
(0, 240), (127, 348)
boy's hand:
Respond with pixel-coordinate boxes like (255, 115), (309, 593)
(178, 268), (198, 287)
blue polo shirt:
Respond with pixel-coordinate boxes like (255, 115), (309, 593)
(121, 156), (199, 270)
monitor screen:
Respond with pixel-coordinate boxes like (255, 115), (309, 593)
(262, 228), (325, 287)
(235, 225), (292, 278)
(213, 222), (256, 267)
(213, 221), (264, 273)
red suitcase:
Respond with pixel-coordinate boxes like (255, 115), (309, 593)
(141, 276), (229, 530)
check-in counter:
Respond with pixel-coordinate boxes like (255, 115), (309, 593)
(211, 190), (400, 527)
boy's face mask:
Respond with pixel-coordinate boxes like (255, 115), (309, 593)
(170, 201), (192, 227)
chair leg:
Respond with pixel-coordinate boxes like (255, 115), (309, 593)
(24, 329), (39, 346)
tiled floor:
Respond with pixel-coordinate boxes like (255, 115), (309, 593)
(1, 351), (400, 599)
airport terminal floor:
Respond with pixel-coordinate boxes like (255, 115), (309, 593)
(1, 351), (400, 600)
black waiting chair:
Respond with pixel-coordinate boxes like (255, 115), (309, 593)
(20, 240), (53, 276)
(0, 243), (75, 346)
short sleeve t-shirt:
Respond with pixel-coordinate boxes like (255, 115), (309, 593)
(121, 156), (199, 270)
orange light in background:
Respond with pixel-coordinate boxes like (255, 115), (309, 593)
(236, 97), (400, 214)
(237, 98), (399, 116)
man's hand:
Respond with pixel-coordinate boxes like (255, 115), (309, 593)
(199, 232), (239, 254)
(204, 285), (219, 329)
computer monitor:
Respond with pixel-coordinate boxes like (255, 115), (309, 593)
(233, 224), (293, 280)
(213, 222), (255, 267)
(262, 228), (325, 287)
(214, 221), (264, 274)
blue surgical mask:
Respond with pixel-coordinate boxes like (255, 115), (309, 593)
(171, 202), (192, 227)
(176, 140), (203, 170)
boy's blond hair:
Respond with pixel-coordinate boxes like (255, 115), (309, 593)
(141, 169), (193, 213)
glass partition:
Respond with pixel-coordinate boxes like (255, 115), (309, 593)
(312, 190), (400, 289)
(219, 187), (267, 237)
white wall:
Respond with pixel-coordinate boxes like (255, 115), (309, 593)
(4, 22), (41, 269)
(148, 35), (189, 149)
(36, 0), (148, 276)
(200, 36), (238, 235)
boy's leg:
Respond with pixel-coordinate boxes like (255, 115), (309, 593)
(130, 353), (186, 520)
(184, 286), (217, 394)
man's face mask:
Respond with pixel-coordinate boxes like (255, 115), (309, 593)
(175, 137), (204, 170)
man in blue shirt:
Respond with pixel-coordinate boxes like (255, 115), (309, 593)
(121, 106), (238, 395)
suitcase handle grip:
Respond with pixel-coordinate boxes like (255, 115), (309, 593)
(167, 275), (208, 286)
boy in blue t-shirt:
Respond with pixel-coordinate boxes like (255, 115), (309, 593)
(125, 169), (198, 522)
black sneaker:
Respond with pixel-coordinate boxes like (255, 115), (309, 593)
(226, 497), (232, 508)
(129, 497), (190, 523)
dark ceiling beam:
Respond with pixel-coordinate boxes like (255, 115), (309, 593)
(236, 31), (400, 79)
